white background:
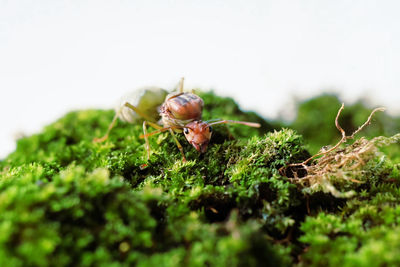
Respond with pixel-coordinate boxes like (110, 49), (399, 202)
(1, 0), (400, 159)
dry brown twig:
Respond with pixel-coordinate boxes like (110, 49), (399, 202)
(280, 104), (386, 198)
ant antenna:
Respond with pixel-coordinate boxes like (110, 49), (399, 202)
(208, 120), (261, 128)
(139, 125), (182, 139)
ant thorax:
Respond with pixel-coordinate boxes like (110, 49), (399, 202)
(159, 92), (204, 128)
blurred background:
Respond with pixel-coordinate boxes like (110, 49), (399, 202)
(1, 0), (400, 159)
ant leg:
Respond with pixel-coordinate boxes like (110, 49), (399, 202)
(167, 92), (184, 101)
(138, 126), (184, 161)
(123, 102), (155, 122)
(145, 121), (163, 130)
(139, 126), (183, 164)
(140, 123), (173, 169)
(93, 106), (124, 143)
(168, 129), (187, 162)
(142, 121), (163, 161)
(179, 77), (184, 93)
(166, 78), (185, 102)
(139, 126), (180, 139)
(93, 102), (157, 143)
(143, 121), (151, 161)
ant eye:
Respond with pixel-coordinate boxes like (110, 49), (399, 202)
(183, 128), (189, 134)
(208, 126), (213, 132)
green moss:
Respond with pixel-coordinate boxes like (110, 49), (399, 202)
(1, 91), (399, 266)
(297, 150), (400, 266)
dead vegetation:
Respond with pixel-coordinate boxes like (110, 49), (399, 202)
(280, 104), (390, 198)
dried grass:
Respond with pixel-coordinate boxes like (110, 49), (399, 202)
(281, 104), (387, 197)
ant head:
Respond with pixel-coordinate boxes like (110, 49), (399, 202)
(183, 121), (213, 153)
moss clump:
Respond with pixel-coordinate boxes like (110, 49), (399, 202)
(0, 91), (399, 266)
(299, 180), (400, 266)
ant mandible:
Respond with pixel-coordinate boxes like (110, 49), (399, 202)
(94, 78), (261, 162)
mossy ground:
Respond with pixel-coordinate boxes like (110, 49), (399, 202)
(1, 92), (399, 266)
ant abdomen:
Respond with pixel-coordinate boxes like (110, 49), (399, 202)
(117, 87), (168, 123)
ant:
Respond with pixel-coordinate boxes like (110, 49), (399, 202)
(94, 78), (261, 163)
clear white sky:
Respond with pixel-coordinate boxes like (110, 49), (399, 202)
(1, 0), (400, 159)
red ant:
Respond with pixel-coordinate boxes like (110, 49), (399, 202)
(94, 78), (261, 162)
